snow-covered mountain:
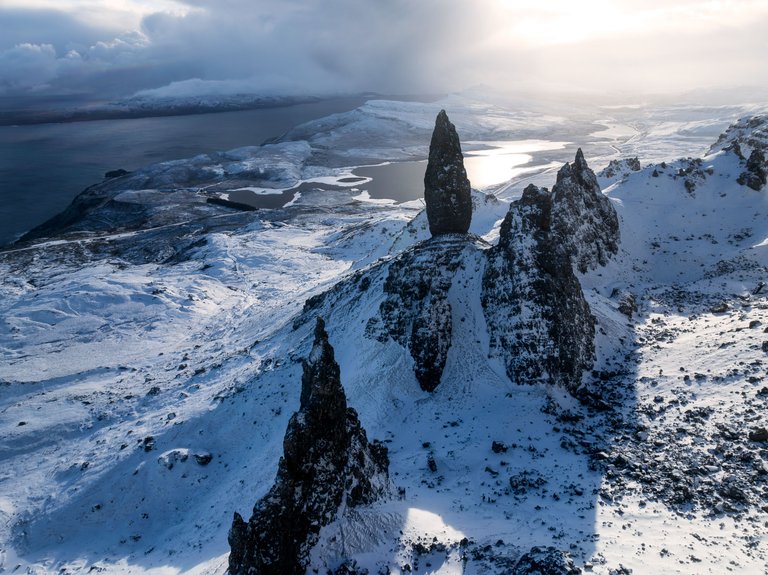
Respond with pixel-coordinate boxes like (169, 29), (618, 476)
(1, 96), (768, 575)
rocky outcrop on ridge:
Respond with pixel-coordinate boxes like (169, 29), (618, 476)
(228, 318), (390, 575)
(737, 148), (767, 191)
(365, 110), (476, 392)
(550, 149), (620, 273)
(375, 236), (480, 392)
(482, 183), (596, 397)
(708, 115), (768, 156)
(512, 546), (582, 575)
(709, 115), (767, 191)
(424, 110), (472, 236)
(369, 150), (617, 397)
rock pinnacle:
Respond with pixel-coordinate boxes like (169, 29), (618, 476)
(424, 110), (472, 235)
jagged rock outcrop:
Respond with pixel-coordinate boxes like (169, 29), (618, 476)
(737, 148), (767, 191)
(482, 184), (595, 396)
(374, 236), (478, 392)
(709, 115), (767, 191)
(600, 157), (641, 179)
(228, 318), (390, 575)
(709, 115), (768, 156)
(512, 546), (582, 575)
(369, 150), (616, 398)
(424, 110), (472, 235)
(550, 149), (620, 273)
(361, 111), (474, 392)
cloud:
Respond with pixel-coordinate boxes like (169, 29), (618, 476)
(0, 0), (766, 102)
(0, 43), (62, 92)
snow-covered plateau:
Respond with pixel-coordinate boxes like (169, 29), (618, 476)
(1, 95), (768, 575)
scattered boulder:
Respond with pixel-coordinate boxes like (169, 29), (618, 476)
(491, 441), (508, 454)
(228, 318), (390, 575)
(424, 110), (472, 236)
(617, 292), (638, 319)
(512, 546), (581, 575)
(710, 302), (729, 314)
(748, 427), (768, 442)
(194, 451), (213, 466)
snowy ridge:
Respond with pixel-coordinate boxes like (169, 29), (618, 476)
(1, 101), (768, 574)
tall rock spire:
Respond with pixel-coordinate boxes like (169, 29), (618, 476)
(424, 110), (472, 235)
(228, 317), (390, 575)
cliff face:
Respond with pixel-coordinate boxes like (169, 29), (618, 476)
(424, 110), (473, 236)
(482, 184), (596, 396)
(368, 142), (619, 397)
(550, 149), (620, 273)
(228, 318), (390, 575)
(377, 236), (476, 392)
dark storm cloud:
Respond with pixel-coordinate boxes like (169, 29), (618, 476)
(0, 0), (766, 102)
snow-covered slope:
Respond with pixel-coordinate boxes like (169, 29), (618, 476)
(1, 99), (768, 575)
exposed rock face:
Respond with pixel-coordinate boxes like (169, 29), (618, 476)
(228, 318), (390, 575)
(376, 236), (474, 392)
(709, 115), (767, 191)
(708, 115), (768, 156)
(370, 150), (617, 398)
(512, 546), (582, 575)
(424, 110), (472, 236)
(482, 184), (595, 396)
(600, 157), (641, 179)
(737, 148), (767, 191)
(550, 149), (620, 273)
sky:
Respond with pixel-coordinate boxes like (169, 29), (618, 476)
(1, 0), (767, 104)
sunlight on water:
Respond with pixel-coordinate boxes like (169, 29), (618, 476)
(463, 140), (567, 189)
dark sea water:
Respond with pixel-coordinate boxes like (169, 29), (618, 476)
(0, 96), (367, 246)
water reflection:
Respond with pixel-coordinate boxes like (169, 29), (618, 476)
(463, 139), (568, 189)
(224, 139), (570, 209)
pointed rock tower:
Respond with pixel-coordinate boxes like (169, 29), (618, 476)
(550, 149), (620, 273)
(482, 184), (595, 396)
(482, 149), (620, 400)
(424, 110), (472, 235)
(228, 318), (390, 575)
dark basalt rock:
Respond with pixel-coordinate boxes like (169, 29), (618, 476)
(512, 546), (581, 575)
(228, 318), (390, 575)
(482, 184), (596, 397)
(104, 168), (130, 179)
(551, 149), (620, 273)
(737, 148), (767, 191)
(424, 110), (472, 236)
(377, 237), (471, 392)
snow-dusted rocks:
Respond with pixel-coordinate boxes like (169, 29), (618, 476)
(512, 546), (582, 575)
(378, 236), (476, 392)
(482, 184), (595, 397)
(550, 149), (620, 273)
(481, 149), (618, 397)
(737, 148), (767, 191)
(424, 110), (472, 236)
(709, 115), (768, 191)
(228, 318), (390, 575)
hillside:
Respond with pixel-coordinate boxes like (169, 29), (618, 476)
(1, 99), (768, 575)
